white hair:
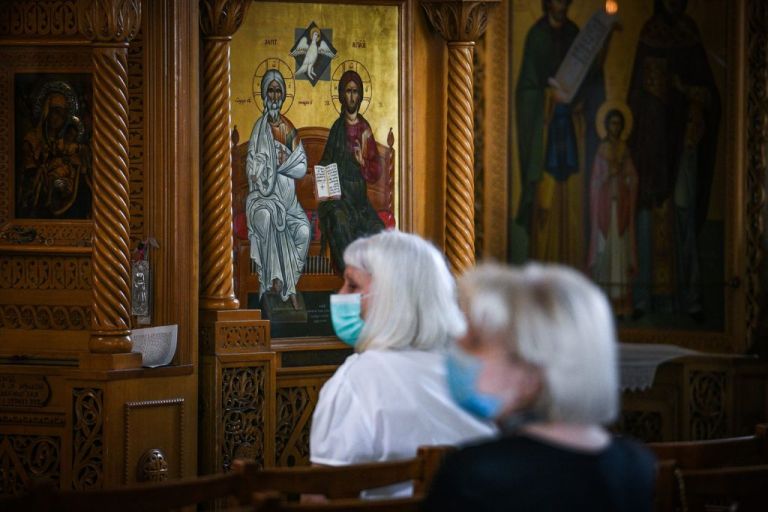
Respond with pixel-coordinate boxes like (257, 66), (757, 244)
(459, 263), (619, 425)
(343, 230), (466, 352)
(260, 69), (285, 101)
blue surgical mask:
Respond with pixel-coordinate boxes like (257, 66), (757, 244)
(330, 293), (365, 346)
(445, 348), (503, 420)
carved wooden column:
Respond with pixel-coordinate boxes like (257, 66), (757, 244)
(198, 0), (276, 475)
(199, 0), (249, 310)
(78, 0), (142, 363)
(422, 0), (499, 273)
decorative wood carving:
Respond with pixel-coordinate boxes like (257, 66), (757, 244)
(0, 305), (89, 330)
(421, 1), (492, 43)
(0, 225), (91, 249)
(218, 325), (269, 351)
(72, 387), (103, 490)
(0, 256), (92, 290)
(747, 0), (767, 350)
(0, 434), (61, 495)
(127, 28), (146, 241)
(0, 1), (80, 38)
(421, 0), (499, 273)
(136, 448), (169, 483)
(77, 0), (141, 354)
(78, 0), (140, 42)
(0, 412), (65, 428)
(198, 0), (250, 310)
(616, 410), (664, 443)
(124, 398), (185, 484)
(689, 370), (728, 440)
(275, 385), (318, 467)
(199, 310), (269, 355)
(222, 365), (266, 471)
(473, 38), (485, 259)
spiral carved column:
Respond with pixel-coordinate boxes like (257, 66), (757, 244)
(199, 0), (250, 310)
(422, 0), (498, 274)
(78, 0), (141, 357)
(445, 42), (477, 272)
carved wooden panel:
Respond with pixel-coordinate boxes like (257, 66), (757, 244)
(127, 27), (145, 241)
(275, 368), (336, 467)
(0, 304), (89, 330)
(71, 387), (103, 490)
(0, 255), (92, 334)
(0, 412), (65, 428)
(472, 37), (485, 259)
(222, 365), (267, 471)
(0, 256), (92, 290)
(688, 370), (729, 440)
(0, 1), (80, 38)
(0, 434), (61, 495)
(199, 312), (270, 355)
(124, 398), (184, 484)
(218, 324), (269, 352)
(747, 0), (768, 350)
(616, 411), (664, 443)
(275, 385), (316, 467)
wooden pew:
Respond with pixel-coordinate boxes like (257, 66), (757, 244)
(0, 467), (251, 512)
(675, 464), (768, 512)
(648, 424), (768, 469)
(654, 459), (678, 512)
(237, 445), (454, 500)
(649, 424), (768, 511)
(0, 445), (453, 511)
(252, 493), (423, 512)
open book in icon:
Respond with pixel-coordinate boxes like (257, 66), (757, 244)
(314, 163), (342, 201)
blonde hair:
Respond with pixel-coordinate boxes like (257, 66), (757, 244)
(343, 230), (465, 352)
(459, 263), (619, 425)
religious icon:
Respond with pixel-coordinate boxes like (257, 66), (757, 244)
(245, 63), (310, 313)
(14, 75), (93, 220)
(588, 101), (638, 318)
(289, 21), (338, 86)
(229, 2), (400, 339)
(317, 63), (385, 272)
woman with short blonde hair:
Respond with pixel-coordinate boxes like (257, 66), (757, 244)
(425, 262), (655, 512)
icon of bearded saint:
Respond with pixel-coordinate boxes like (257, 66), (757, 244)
(290, 24), (337, 85)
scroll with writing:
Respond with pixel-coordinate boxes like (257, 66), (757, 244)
(314, 163), (341, 201)
(550, 8), (618, 104)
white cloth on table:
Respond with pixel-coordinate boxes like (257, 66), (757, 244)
(619, 343), (700, 391)
(310, 349), (498, 497)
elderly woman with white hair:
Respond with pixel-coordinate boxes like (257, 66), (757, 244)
(309, 230), (496, 495)
(424, 263), (655, 512)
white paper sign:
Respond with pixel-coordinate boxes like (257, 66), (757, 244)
(132, 325), (178, 368)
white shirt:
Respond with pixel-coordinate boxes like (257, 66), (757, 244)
(310, 349), (497, 468)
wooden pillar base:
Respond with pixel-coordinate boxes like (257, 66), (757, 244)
(199, 296), (241, 311)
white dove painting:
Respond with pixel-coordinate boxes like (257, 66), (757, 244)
(290, 23), (337, 86)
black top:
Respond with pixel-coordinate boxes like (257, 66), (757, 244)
(422, 434), (656, 512)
